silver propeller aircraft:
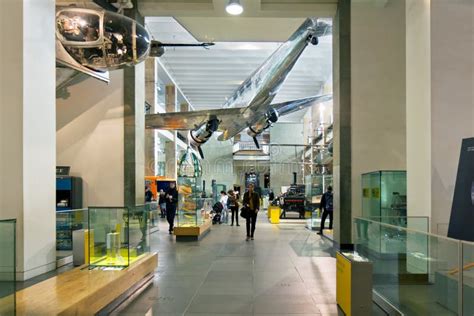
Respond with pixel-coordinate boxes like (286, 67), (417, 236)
(56, 7), (213, 88)
(146, 18), (332, 159)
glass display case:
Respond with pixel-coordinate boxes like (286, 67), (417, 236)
(305, 174), (333, 208)
(361, 171), (406, 219)
(88, 206), (149, 269)
(56, 208), (88, 250)
(0, 219), (16, 316)
(177, 149), (211, 228)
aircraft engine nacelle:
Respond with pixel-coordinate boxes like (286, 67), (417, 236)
(247, 108), (279, 138)
(188, 117), (219, 159)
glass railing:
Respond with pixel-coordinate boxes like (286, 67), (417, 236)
(88, 206), (149, 269)
(353, 217), (474, 315)
(0, 219), (16, 316)
(56, 208), (88, 251)
(462, 242), (474, 315)
(366, 216), (429, 233)
(306, 210), (321, 230)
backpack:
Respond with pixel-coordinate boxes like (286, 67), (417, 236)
(325, 193), (333, 211)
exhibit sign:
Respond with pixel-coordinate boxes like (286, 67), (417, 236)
(336, 252), (352, 315)
(336, 251), (373, 316)
(448, 137), (474, 242)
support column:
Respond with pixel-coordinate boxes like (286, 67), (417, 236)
(0, 0), (56, 280)
(145, 59), (157, 176)
(406, 0), (431, 220)
(333, 0), (352, 248)
(124, 4), (145, 206)
(165, 85), (177, 179)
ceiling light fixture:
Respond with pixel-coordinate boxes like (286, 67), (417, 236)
(226, 0), (243, 15)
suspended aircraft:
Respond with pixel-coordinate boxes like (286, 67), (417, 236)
(56, 6), (213, 88)
(145, 18), (332, 159)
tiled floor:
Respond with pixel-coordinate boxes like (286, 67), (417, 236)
(119, 213), (341, 316)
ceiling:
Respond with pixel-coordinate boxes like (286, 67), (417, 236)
(146, 17), (333, 122)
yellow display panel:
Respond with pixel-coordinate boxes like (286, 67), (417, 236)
(336, 252), (352, 316)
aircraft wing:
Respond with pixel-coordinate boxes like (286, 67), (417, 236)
(145, 107), (244, 131)
(146, 94), (332, 142)
(272, 94), (332, 117)
(217, 94), (333, 141)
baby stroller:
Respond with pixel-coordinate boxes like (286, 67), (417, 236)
(212, 202), (223, 224)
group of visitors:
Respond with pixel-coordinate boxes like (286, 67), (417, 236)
(147, 182), (334, 241)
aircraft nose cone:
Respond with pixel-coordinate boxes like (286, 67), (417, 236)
(135, 23), (151, 62)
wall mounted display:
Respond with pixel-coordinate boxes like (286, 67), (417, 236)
(448, 138), (474, 242)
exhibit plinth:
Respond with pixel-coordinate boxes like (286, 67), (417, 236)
(174, 219), (211, 241)
(268, 206), (281, 224)
(15, 253), (158, 315)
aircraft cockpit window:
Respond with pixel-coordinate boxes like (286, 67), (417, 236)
(103, 12), (134, 67)
(57, 11), (100, 43)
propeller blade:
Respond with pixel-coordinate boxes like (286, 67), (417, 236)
(197, 146), (205, 160)
(253, 137), (260, 149)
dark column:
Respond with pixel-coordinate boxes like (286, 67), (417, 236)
(124, 3), (145, 207)
(333, 0), (352, 249)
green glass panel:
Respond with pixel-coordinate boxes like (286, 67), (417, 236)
(354, 218), (460, 315)
(0, 219), (16, 316)
(463, 242), (474, 315)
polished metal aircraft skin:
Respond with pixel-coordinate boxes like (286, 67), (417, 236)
(56, 7), (151, 84)
(146, 18), (332, 157)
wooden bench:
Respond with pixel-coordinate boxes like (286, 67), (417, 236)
(16, 252), (157, 315)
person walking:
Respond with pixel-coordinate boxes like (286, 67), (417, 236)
(158, 189), (167, 218)
(243, 183), (260, 241)
(145, 185), (156, 226)
(227, 190), (240, 226)
(219, 191), (229, 224)
(317, 186), (333, 235)
(165, 182), (178, 234)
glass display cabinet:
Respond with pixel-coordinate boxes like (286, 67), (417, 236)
(0, 219), (16, 316)
(177, 149), (207, 228)
(56, 208), (88, 251)
(305, 174), (333, 208)
(361, 171), (407, 220)
(88, 206), (149, 269)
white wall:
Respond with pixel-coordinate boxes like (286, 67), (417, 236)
(350, 0), (407, 218)
(0, 0), (56, 280)
(56, 71), (125, 207)
(200, 135), (234, 191)
(430, 0), (474, 234)
(270, 122), (305, 193)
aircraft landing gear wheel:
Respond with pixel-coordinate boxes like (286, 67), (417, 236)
(310, 36), (319, 46)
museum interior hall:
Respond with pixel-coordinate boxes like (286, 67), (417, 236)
(0, 0), (473, 315)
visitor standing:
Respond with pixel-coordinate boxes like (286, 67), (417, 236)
(317, 186), (333, 235)
(165, 182), (178, 234)
(220, 191), (228, 224)
(158, 189), (167, 218)
(243, 183), (260, 241)
(227, 190), (240, 226)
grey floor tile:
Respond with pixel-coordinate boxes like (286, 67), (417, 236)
(253, 294), (321, 314)
(123, 215), (338, 315)
(187, 294), (253, 314)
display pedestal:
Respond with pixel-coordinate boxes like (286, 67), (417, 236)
(268, 206), (280, 224)
(16, 253), (158, 315)
(174, 219), (211, 241)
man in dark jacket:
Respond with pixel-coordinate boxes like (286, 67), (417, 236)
(165, 182), (179, 234)
(243, 183), (260, 241)
(318, 186), (333, 235)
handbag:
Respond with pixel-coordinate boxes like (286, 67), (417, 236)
(240, 206), (250, 219)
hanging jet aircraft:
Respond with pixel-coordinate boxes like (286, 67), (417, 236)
(145, 18), (332, 159)
(56, 7), (213, 86)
